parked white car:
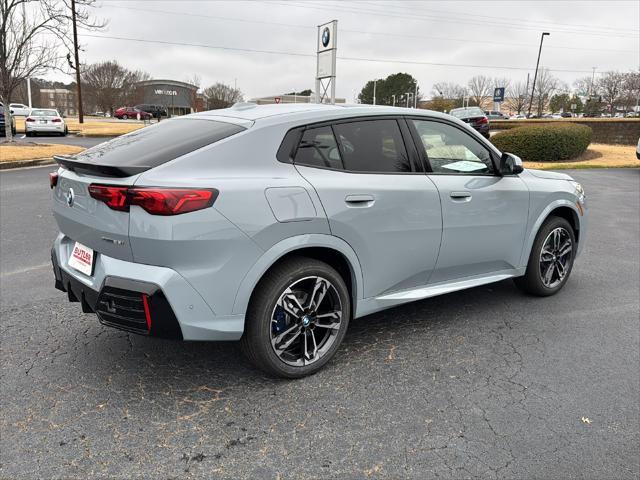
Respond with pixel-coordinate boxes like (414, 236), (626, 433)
(25, 109), (68, 136)
(9, 103), (30, 116)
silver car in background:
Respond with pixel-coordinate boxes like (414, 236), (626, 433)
(25, 108), (68, 136)
(50, 104), (587, 377)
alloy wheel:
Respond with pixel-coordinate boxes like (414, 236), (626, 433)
(539, 227), (573, 288)
(270, 276), (343, 367)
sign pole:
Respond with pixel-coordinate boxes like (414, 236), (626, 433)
(315, 20), (337, 104)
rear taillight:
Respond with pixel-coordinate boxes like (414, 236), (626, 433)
(88, 185), (217, 215)
(477, 117), (489, 124)
(52, 118), (62, 123)
(88, 185), (129, 211)
(26, 117), (35, 122)
(49, 172), (58, 189)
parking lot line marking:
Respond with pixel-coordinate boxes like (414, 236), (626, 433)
(1, 263), (50, 277)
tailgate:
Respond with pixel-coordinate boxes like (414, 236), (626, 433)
(53, 168), (137, 262)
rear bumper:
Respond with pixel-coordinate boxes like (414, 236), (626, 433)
(52, 234), (244, 340)
(26, 123), (65, 133)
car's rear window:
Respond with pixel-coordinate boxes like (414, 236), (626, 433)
(71, 118), (245, 170)
(31, 109), (58, 116)
(450, 107), (484, 119)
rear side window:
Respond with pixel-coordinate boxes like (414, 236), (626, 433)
(71, 118), (245, 170)
(332, 119), (410, 173)
(294, 126), (343, 169)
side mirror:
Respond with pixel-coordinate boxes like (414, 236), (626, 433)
(500, 152), (524, 175)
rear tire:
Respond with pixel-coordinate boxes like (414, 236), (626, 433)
(514, 216), (576, 296)
(122, 114), (128, 120)
(241, 257), (351, 378)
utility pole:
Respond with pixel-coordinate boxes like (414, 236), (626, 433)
(589, 67), (597, 96)
(527, 32), (550, 118)
(71, 0), (84, 123)
(373, 80), (376, 105)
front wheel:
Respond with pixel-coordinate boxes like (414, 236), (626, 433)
(514, 216), (576, 296)
(122, 114), (128, 120)
(241, 257), (351, 378)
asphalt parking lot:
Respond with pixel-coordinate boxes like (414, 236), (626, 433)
(1, 166), (638, 479)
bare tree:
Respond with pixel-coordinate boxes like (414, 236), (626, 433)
(532, 68), (564, 115)
(620, 71), (640, 112)
(81, 60), (149, 114)
(0, 0), (103, 139)
(203, 82), (243, 110)
(573, 75), (598, 97)
(503, 81), (529, 114)
(431, 81), (466, 100)
(467, 75), (492, 108)
(598, 71), (625, 113)
(185, 73), (201, 89)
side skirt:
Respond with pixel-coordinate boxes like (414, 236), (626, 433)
(355, 268), (525, 318)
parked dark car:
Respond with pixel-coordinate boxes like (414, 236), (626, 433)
(449, 107), (490, 138)
(134, 104), (167, 118)
(114, 106), (152, 120)
(0, 103), (17, 136)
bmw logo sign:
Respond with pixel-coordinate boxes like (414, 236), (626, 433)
(66, 187), (75, 207)
(321, 27), (330, 47)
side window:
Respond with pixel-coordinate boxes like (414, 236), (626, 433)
(411, 119), (495, 174)
(332, 120), (411, 173)
(293, 126), (343, 170)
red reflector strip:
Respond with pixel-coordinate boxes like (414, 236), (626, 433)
(142, 294), (152, 331)
(49, 172), (58, 189)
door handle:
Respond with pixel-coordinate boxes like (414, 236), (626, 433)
(450, 191), (472, 201)
(345, 194), (375, 207)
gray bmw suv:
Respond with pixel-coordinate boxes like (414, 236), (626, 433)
(51, 103), (587, 377)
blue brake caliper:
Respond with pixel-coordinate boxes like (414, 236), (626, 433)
(272, 306), (287, 334)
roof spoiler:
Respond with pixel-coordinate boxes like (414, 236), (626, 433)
(54, 155), (148, 178)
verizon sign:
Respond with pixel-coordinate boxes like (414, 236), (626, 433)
(154, 89), (177, 96)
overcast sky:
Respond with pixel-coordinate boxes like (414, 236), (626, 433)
(58, 0), (639, 100)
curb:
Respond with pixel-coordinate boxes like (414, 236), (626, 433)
(0, 158), (55, 170)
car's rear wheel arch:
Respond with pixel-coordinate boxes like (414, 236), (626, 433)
(248, 247), (356, 319)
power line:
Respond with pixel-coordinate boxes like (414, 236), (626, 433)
(104, 4), (638, 54)
(353, 0), (638, 34)
(273, 0), (638, 39)
(80, 33), (610, 73)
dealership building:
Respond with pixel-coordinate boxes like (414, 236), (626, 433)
(134, 79), (202, 116)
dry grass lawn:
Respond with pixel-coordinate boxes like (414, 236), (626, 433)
(15, 117), (147, 137)
(0, 143), (85, 162)
(524, 143), (638, 169)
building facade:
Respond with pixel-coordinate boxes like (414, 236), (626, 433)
(134, 80), (200, 116)
(39, 88), (77, 116)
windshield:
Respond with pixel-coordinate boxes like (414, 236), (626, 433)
(31, 109), (59, 116)
(449, 107), (484, 119)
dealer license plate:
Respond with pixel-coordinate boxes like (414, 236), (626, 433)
(68, 242), (94, 276)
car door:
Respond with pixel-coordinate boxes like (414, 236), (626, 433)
(291, 118), (442, 298)
(408, 118), (529, 284)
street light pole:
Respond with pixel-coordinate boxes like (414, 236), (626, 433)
(527, 32), (550, 118)
(392, 94), (396, 106)
(405, 92), (411, 108)
(414, 83), (418, 108)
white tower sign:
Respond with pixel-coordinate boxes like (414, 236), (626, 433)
(315, 20), (337, 104)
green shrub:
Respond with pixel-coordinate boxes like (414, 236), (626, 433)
(490, 123), (592, 162)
